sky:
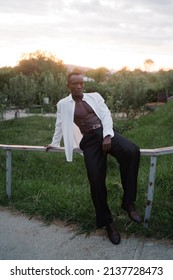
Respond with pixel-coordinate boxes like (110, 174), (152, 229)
(0, 0), (173, 71)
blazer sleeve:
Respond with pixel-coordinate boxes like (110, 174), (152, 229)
(97, 93), (114, 138)
(50, 102), (63, 147)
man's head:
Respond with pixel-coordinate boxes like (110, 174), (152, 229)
(67, 72), (84, 97)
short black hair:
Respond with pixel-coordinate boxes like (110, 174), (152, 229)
(67, 72), (82, 83)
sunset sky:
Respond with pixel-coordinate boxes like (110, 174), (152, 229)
(1, 0), (173, 71)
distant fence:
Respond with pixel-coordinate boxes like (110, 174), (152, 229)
(0, 144), (173, 228)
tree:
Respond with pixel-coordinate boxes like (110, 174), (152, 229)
(17, 50), (67, 78)
(144, 59), (155, 72)
(86, 67), (110, 83)
(157, 70), (173, 97)
(38, 71), (67, 110)
(0, 90), (7, 120)
(0, 67), (15, 119)
(107, 70), (149, 118)
(0, 67), (15, 91)
(3, 73), (37, 117)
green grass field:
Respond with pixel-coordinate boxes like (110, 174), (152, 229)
(0, 101), (173, 238)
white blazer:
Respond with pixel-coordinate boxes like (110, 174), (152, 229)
(50, 92), (114, 162)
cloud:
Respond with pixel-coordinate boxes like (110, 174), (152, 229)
(1, 0), (173, 44)
(0, 0), (173, 69)
(0, 0), (64, 15)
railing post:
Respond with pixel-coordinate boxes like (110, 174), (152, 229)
(144, 156), (157, 228)
(6, 149), (12, 198)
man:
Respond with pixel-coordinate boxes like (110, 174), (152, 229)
(46, 72), (142, 245)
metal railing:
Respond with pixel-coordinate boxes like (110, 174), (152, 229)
(0, 144), (173, 227)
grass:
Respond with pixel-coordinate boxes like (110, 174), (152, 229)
(0, 100), (173, 239)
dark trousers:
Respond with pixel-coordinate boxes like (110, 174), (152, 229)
(79, 128), (140, 228)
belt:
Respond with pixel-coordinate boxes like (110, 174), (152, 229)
(92, 124), (102, 129)
(83, 124), (102, 134)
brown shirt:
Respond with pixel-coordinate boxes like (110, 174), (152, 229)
(74, 99), (102, 134)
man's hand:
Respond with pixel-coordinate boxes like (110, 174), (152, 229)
(102, 135), (111, 154)
(44, 144), (53, 152)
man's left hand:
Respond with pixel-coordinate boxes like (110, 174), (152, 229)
(102, 135), (111, 154)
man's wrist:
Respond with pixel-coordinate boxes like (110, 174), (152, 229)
(104, 134), (111, 138)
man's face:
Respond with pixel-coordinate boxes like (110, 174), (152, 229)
(67, 74), (84, 97)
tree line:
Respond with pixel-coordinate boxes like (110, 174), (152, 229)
(0, 50), (173, 120)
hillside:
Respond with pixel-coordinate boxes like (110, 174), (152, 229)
(65, 64), (93, 72)
(125, 100), (173, 149)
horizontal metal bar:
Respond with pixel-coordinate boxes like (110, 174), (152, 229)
(0, 144), (82, 154)
(0, 144), (173, 156)
(140, 147), (173, 156)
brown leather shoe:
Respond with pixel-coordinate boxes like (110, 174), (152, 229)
(106, 223), (121, 245)
(121, 202), (142, 223)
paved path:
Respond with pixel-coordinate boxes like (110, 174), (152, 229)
(2, 110), (56, 121)
(0, 207), (173, 260)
